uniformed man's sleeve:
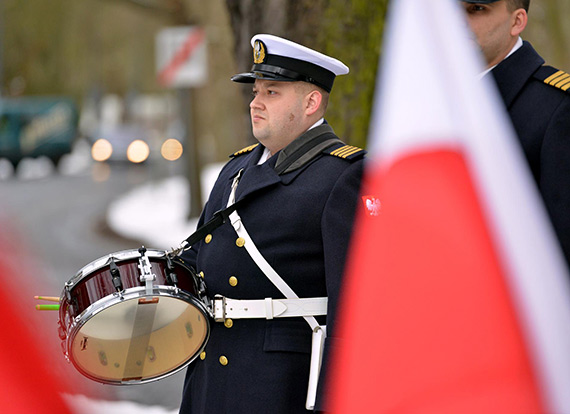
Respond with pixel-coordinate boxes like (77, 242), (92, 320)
(539, 96), (570, 268)
(315, 159), (364, 410)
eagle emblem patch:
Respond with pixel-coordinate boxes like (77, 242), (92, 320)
(362, 195), (381, 216)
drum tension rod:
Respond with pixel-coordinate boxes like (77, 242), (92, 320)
(138, 246), (157, 296)
(109, 258), (123, 292)
(165, 254), (178, 286)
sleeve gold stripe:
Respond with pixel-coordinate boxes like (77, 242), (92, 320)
(545, 70), (565, 84)
(553, 73), (570, 86)
(562, 82), (570, 92)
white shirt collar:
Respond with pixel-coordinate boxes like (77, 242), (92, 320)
(478, 37), (523, 79)
(257, 147), (271, 165)
(308, 118), (325, 130)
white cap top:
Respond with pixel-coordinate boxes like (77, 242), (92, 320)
(251, 34), (349, 76)
(231, 34), (349, 92)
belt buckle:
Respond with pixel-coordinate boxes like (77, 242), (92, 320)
(213, 295), (227, 323)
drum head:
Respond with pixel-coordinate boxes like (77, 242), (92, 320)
(68, 288), (209, 384)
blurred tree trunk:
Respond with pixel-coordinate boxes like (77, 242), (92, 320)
(177, 0), (249, 217)
(524, 0), (570, 72)
(224, 0), (388, 148)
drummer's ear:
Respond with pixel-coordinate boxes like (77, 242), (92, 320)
(510, 7), (528, 37)
(304, 90), (323, 116)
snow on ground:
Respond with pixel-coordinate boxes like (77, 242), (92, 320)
(106, 162), (224, 250)
(106, 175), (199, 249)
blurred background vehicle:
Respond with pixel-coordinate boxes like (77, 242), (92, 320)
(82, 93), (184, 165)
(0, 96), (78, 169)
(88, 123), (184, 164)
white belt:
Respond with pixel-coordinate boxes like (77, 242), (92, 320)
(213, 295), (327, 322)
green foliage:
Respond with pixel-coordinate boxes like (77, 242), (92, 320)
(317, 0), (388, 148)
(2, 0), (172, 100)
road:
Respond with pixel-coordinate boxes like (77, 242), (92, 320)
(0, 158), (186, 412)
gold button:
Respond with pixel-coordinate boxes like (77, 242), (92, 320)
(199, 351), (206, 360)
(198, 271), (204, 279)
(229, 276), (238, 287)
(224, 318), (233, 328)
(236, 237), (245, 247)
(219, 355), (228, 366)
(205, 234), (212, 244)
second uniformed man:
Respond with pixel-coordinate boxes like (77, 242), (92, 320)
(461, 0), (570, 268)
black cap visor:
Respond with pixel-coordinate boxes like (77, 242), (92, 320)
(231, 56), (336, 92)
(231, 65), (303, 84)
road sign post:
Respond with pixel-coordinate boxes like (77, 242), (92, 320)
(156, 26), (207, 219)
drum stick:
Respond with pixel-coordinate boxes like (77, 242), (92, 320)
(34, 296), (60, 302)
(35, 304), (60, 311)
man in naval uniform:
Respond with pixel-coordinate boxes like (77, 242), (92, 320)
(461, 0), (570, 268)
(178, 34), (365, 413)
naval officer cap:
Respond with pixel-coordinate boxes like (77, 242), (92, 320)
(231, 34), (349, 93)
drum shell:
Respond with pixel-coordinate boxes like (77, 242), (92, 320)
(57, 249), (210, 385)
(60, 252), (199, 323)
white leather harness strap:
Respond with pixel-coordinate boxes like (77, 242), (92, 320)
(224, 168), (327, 410)
(225, 169), (322, 331)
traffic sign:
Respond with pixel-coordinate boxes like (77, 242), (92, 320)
(156, 26), (207, 88)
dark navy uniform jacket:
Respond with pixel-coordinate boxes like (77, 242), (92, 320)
(179, 124), (364, 413)
(490, 41), (570, 268)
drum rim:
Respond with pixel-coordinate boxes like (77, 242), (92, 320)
(64, 285), (211, 385)
(64, 248), (171, 290)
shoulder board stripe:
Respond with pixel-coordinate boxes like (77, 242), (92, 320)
(556, 77), (570, 91)
(544, 70), (570, 91)
(329, 145), (365, 159)
(331, 145), (358, 157)
(231, 143), (259, 158)
(339, 147), (363, 158)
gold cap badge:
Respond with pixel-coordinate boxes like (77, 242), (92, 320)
(253, 40), (266, 64)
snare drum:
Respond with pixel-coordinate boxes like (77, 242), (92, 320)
(58, 248), (210, 385)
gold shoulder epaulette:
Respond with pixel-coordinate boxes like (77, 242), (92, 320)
(544, 70), (570, 92)
(324, 144), (366, 161)
(230, 143), (259, 158)
(537, 66), (570, 92)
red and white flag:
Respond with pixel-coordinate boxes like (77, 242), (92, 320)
(328, 0), (570, 412)
(0, 220), (77, 412)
